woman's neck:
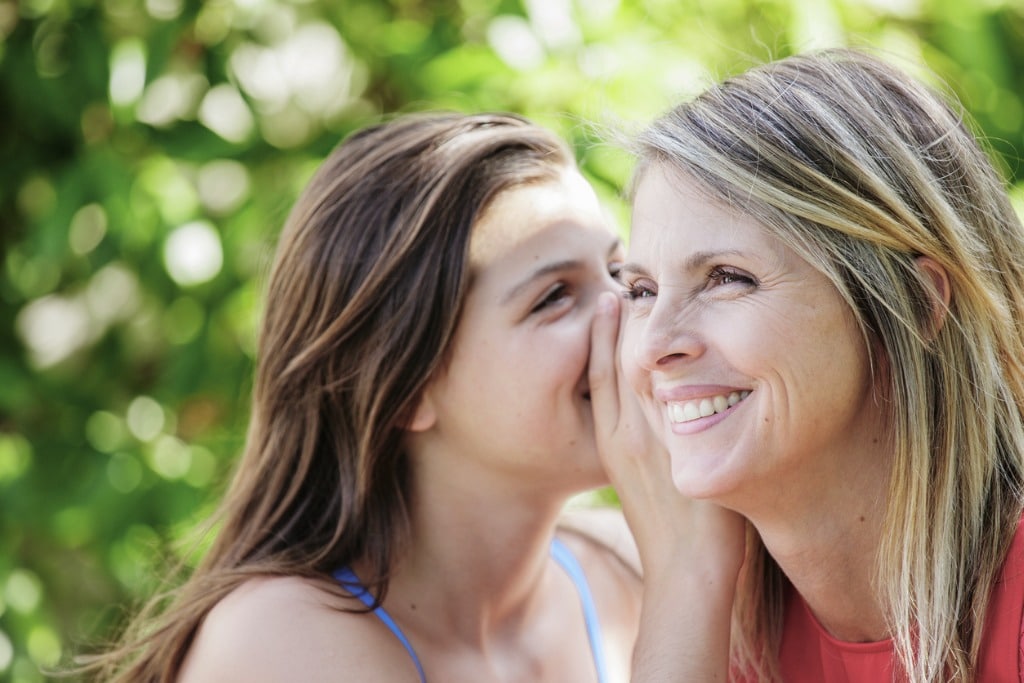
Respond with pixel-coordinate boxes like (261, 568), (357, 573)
(763, 507), (889, 642)
(747, 448), (892, 643)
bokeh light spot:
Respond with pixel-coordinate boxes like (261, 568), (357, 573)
(0, 433), (32, 483)
(163, 221), (224, 287)
(86, 263), (140, 324)
(86, 411), (128, 453)
(198, 84), (254, 143)
(487, 16), (545, 70)
(0, 629), (12, 673)
(126, 395), (165, 442)
(136, 72), (208, 127)
(109, 39), (147, 107)
(68, 203), (108, 255)
(16, 295), (94, 368)
(16, 175), (56, 220)
(149, 434), (192, 480)
(185, 445), (217, 488)
(107, 452), (144, 493)
(26, 625), (61, 668)
(5, 570), (42, 614)
(145, 0), (182, 20)
(197, 159), (250, 215)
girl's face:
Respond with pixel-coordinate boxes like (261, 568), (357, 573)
(619, 166), (888, 513)
(414, 167), (624, 493)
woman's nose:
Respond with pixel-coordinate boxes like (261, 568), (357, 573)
(629, 299), (705, 372)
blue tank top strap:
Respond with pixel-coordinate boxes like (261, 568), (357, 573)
(549, 537), (610, 683)
(334, 539), (608, 683)
(332, 567), (427, 683)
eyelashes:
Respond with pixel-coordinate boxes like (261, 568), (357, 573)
(531, 283), (570, 313)
(530, 261), (624, 314)
(620, 280), (655, 301)
(616, 265), (758, 302)
(708, 266), (757, 287)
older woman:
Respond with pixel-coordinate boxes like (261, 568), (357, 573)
(611, 49), (1024, 681)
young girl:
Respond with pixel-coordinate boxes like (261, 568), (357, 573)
(89, 112), (662, 682)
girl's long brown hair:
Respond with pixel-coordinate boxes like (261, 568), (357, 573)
(87, 112), (571, 682)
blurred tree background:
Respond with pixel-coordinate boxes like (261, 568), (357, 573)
(2, 0), (1024, 679)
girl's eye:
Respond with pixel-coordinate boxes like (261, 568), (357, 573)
(709, 266), (756, 287)
(608, 261), (623, 279)
(531, 284), (571, 313)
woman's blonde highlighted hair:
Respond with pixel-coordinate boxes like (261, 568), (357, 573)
(635, 48), (1024, 681)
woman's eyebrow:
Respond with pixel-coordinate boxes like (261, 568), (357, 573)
(619, 248), (749, 277)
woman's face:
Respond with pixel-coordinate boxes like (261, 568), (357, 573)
(619, 165), (887, 512)
(416, 167), (624, 493)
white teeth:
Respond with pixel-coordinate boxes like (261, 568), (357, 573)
(668, 390), (750, 424)
(699, 399), (715, 417)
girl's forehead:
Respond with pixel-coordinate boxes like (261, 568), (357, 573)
(469, 168), (604, 266)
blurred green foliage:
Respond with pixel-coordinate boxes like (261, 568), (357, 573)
(2, 0), (1024, 679)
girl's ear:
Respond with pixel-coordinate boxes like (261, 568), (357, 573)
(406, 389), (437, 432)
(915, 255), (951, 337)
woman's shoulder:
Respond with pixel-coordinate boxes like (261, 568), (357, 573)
(177, 574), (422, 682)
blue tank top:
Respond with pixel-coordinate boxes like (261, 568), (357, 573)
(333, 537), (609, 683)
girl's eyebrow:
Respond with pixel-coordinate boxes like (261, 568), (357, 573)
(501, 237), (622, 304)
(501, 259), (581, 305)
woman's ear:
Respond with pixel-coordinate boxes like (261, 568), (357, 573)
(915, 255), (951, 337)
(406, 389), (437, 433)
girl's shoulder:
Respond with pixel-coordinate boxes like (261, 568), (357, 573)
(556, 504), (641, 579)
(177, 575), (422, 682)
(555, 505), (642, 681)
(555, 505), (642, 615)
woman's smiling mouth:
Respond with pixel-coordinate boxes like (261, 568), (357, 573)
(667, 390), (751, 424)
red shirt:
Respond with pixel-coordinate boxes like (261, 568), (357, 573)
(777, 517), (1024, 682)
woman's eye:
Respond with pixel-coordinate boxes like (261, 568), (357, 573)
(709, 266), (756, 287)
(621, 279), (656, 301)
(531, 284), (570, 313)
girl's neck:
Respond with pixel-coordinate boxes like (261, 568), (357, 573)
(380, 465), (572, 646)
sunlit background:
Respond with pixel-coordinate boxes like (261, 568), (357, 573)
(2, 0), (1024, 679)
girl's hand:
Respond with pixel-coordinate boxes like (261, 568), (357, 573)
(588, 291), (745, 577)
(589, 291), (745, 681)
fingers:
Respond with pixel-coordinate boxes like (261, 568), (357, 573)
(589, 291), (622, 431)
